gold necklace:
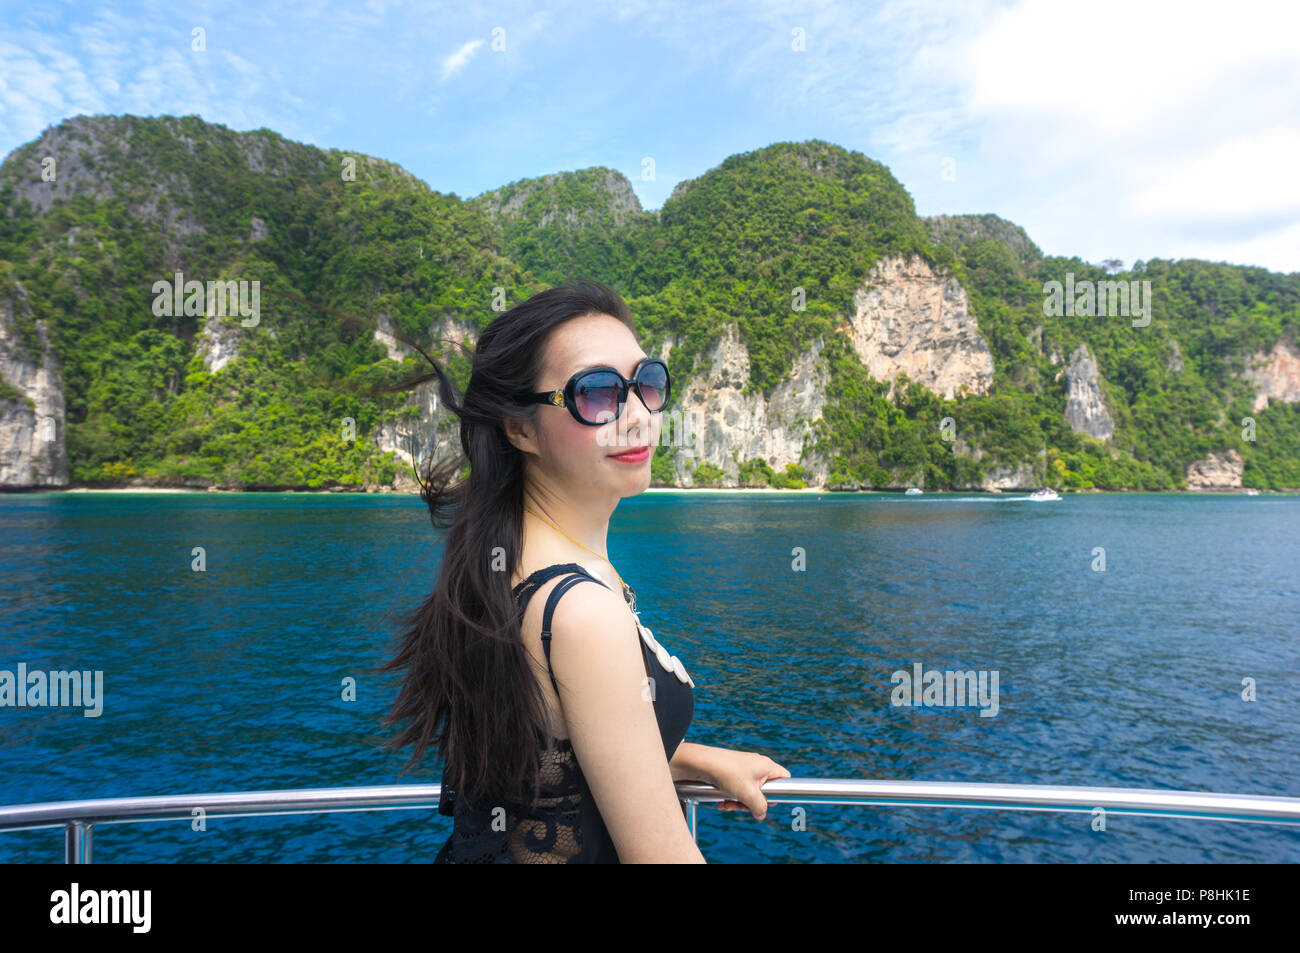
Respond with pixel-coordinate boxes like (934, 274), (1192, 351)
(524, 506), (634, 609)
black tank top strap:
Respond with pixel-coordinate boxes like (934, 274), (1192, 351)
(509, 561), (605, 598)
(512, 562), (596, 606)
(536, 568), (611, 693)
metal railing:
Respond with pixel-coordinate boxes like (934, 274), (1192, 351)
(3, 779), (1299, 863)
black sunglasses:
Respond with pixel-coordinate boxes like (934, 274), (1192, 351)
(513, 357), (671, 426)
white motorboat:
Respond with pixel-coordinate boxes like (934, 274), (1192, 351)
(1242, 488), (1260, 496)
(1029, 488), (1061, 501)
(905, 487), (923, 495)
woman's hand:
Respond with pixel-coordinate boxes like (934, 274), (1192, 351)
(703, 748), (790, 821)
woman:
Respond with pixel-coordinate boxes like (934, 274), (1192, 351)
(380, 279), (789, 863)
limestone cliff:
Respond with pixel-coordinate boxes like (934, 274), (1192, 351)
(1166, 339), (1184, 373)
(979, 462), (1040, 492)
(1241, 337), (1300, 413)
(194, 305), (277, 374)
(839, 255), (995, 400)
(1185, 449), (1244, 489)
(373, 314), (408, 362)
(668, 325), (831, 487)
(7, 114), (425, 223)
(194, 315), (244, 373)
(363, 315), (833, 491)
(0, 282), (68, 488)
(1064, 344), (1115, 441)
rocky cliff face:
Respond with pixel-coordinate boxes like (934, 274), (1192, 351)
(979, 461), (1040, 491)
(5, 115), (425, 222)
(668, 325), (831, 487)
(1241, 337), (1300, 413)
(1186, 449), (1244, 489)
(373, 314), (408, 362)
(7, 116), (132, 218)
(195, 315), (243, 373)
(194, 297), (278, 374)
(8, 116), (206, 252)
(1166, 338), (1185, 373)
(372, 313), (477, 365)
(1064, 344), (1115, 440)
(0, 283), (68, 488)
(839, 255), (995, 400)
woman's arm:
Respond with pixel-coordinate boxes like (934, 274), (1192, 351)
(548, 586), (706, 863)
(669, 742), (721, 784)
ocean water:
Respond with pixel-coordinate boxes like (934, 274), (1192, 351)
(1, 489), (1297, 863)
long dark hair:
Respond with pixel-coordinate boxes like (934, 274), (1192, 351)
(377, 278), (638, 810)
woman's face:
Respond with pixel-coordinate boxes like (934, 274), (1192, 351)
(508, 312), (662, 501)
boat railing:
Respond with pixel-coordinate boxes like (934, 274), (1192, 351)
(3, 778), (1299, 863)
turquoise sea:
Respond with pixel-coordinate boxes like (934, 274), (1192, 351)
(1, 490), (1297, 863)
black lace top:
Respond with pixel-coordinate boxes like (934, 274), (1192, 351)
(433, 563), (696, 863)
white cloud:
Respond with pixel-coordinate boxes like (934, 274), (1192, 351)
(1131, 127), (1300, 225)
(934, 0), (1300, 270)
(966, 0), (1300, 135)
(440, 39), (483, 81)
(1178, 220), (1300, 272)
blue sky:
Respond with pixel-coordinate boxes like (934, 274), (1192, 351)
(1, 0), (1298, 272)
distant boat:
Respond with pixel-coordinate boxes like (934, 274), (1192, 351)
(1242, 488), (1260, 495)
(905, 487), (923, 495)
(1029, 488), (1061, 501)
